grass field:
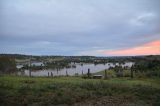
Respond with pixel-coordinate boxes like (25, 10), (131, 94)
(0, 75), (160, 106)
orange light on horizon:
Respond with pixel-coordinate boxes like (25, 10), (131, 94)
(103, 40), (160, 56)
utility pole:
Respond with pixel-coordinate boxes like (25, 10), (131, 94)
(131, 65), (134, 78)
(29, 56), (32, 77)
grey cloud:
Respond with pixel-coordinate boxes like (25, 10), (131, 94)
(0, 0), (160, 55)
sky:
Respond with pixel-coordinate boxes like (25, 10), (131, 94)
(0, 0), (160, 56)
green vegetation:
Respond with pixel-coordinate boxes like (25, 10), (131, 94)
(133, 59), (160, 78)
(93, 69), (116, 78)
(0, 76), (160, 106)
(45, 61), (71, 69)
(0, 54), (160, 105)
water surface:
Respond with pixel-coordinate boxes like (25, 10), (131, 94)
(19, 62), (133, 76)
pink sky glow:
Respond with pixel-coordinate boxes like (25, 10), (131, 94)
(103, 40), (160, 56)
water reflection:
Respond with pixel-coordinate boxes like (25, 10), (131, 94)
(18, 62), (134, 76)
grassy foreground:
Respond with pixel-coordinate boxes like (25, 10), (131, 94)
(0, 76), (160, 106)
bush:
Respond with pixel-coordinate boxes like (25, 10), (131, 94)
(146, 71), (160, 77)
(116, 71), (124, 77)
(123, 70), (131, 77)
(135, 72), (146, 78)
(106, 70), (116, 78)
(81, 74), (92, 79)
(81, 74), (88, 79)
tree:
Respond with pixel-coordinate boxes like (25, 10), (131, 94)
(0, 56), (17, 74)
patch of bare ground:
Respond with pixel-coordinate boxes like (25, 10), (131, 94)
(74, 96), (137, 106)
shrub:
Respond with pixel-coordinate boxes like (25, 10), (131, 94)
(82, 74), (92, 79)
(106, 70), (116, 78)
(116, 71), (124, 77)
(146, 71), (160, 77)
(135, 72), (146, 78)
(123, 70), (131, 77)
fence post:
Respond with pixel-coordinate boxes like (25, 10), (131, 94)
(87, 68), (90, 78)
(48, 72), (49, 77)
(66, 70), (68, 76)
(51, 72), (53, 77)
(131, 66), (133, 78)
(105, 69), (107, 79)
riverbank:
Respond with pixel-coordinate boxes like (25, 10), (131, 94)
(0, 76), (160, 106)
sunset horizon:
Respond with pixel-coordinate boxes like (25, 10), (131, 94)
(0, 1), (160, 105)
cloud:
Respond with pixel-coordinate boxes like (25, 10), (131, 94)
(0, 0), (160, 55)
(129, 12), (157, 26)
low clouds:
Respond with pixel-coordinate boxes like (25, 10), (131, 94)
(0, 0), (160, 56)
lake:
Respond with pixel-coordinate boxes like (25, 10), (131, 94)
(18, 62), (134, 76)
